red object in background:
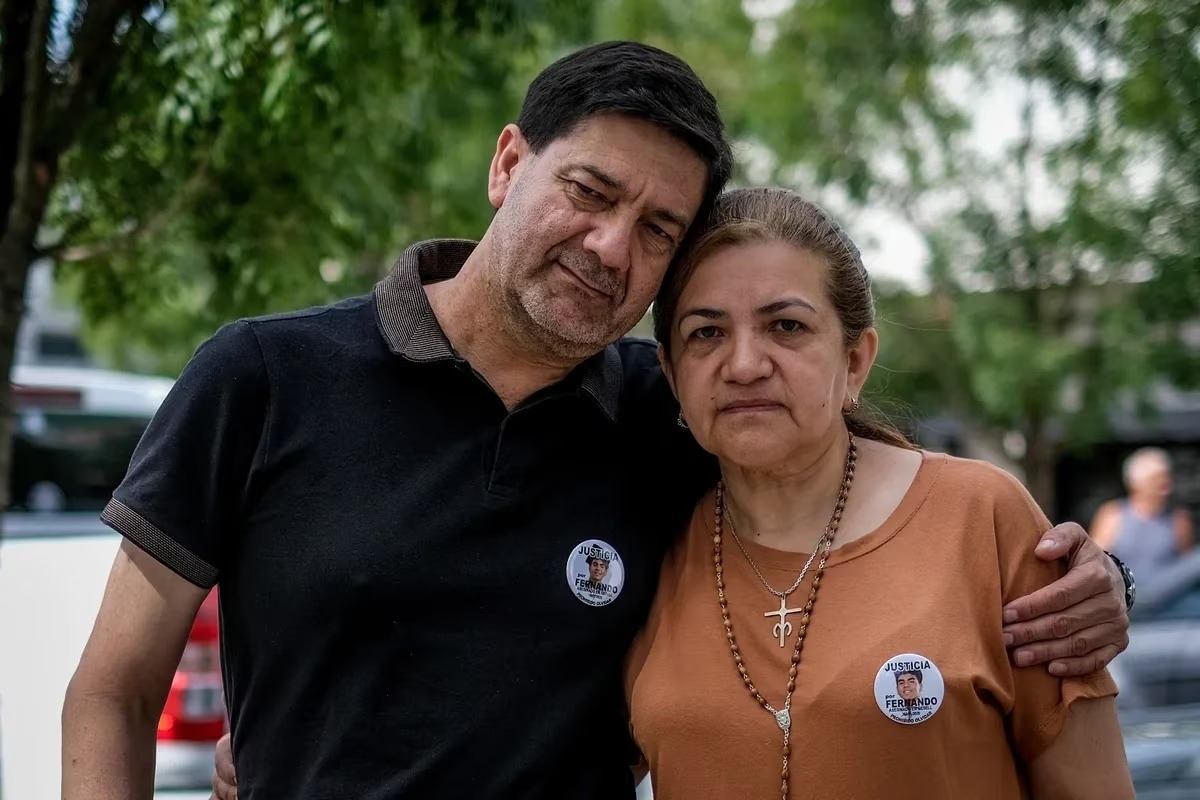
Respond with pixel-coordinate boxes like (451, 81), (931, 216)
(157, 589), (227, 742)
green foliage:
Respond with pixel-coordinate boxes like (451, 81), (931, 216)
(47, 0), (590, 371)
(22, 0), (1200, 504)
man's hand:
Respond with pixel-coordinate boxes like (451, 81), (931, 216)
(1002, 522), (1129, 677)
(209, 733), (236, 800)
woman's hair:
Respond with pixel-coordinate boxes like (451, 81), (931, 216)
(653, 187), (914, 449)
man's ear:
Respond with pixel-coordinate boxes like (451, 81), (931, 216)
(488, 123), (530, 209)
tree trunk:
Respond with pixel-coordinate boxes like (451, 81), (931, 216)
(0, 194), (41, 545)
(1021, 426), (1059, 521)
(0, 0), (151, 547)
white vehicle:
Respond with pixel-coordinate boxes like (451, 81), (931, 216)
(0, 365), (212, 799)
(7, 364), (174, 512)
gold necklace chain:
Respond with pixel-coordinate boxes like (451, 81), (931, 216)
(712, 432), (857, 800)
(726, 507), (821, 598)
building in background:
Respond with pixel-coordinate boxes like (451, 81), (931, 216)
(16, 260), (90, 368)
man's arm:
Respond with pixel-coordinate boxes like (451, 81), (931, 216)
(62, 541), (209, 799)
(1174, 508), (1195, 553)
(1027, 697), (1134, 799)
(1087, 501), (1120, 550)
(1002, 523), (1129, 677)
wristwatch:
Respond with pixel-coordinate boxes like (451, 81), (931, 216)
(1106, 551), (1136, 612)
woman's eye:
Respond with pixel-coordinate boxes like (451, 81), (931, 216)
(690, 326), (722, 340)
(772, 319), (805, 333)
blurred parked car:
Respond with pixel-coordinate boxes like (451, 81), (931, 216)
(8, 365), (172, 512)
(1, 365), (225, 794)
(1122, 703), (1200, 799)
(1, 513), (225, 797)
(154, 588), (227, 789)
(1109, 551), (1200, 711)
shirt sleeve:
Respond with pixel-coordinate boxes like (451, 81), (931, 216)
(991, 468), (1119, 763)
(100, 320), (270, 588)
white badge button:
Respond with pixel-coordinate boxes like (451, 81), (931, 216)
(874, 653), (945, 725)
(566, 539), (624, 607)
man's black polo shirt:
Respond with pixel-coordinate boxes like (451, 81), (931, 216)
(102, 239), (712, 799)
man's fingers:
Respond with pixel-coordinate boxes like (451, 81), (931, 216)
(1009, 620), (1129, 668)
(1032, 521), (1089, 561)
(1047, 643), (1126, 678)
(212, 732), (237, 799)
(1002, 556), (1110, 624)
(1003, 592), (1124, 647)
(211, 777), (237, 800)
(212, 770), (237, 800)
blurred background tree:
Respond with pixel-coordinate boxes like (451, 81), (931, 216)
(4, 0), (1198, 516)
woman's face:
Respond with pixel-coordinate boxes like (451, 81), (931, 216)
(663, 239), (876, 470)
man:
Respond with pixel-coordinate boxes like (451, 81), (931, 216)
(588, 555), (610, 586)
(896, 670), (922, 704)
(1091, 447), (1194, 587)
(62, 42), (1131, 800)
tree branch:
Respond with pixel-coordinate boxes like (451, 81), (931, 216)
(41, 0), (154, 157)
(53, 156), (213, 264)
(31, 209), (95, 259)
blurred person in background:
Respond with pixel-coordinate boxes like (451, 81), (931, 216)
(1090, 447), (1194, 588)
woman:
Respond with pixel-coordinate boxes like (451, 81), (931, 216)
(624, 188), (1133, 799)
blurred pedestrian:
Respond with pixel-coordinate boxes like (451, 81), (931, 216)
(1091, 447), (1194, 587)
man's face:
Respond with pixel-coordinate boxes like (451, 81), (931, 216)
(896, 674), (921, 701)
(485, 114), (708, 359)
(1131, 456), (1172, 499)
(588, 559), (609, 583)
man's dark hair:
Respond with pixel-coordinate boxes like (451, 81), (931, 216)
(895, 670), (922, 685)
(517, 40), (733, 239)
(586, 556), (609, 567)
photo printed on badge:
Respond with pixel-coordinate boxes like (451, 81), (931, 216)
(566, 539), (624, 607)
(874, 653), (945, 725)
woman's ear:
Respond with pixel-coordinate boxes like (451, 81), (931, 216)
(846, 327), (879, 402)
(657, 345), (679, 401)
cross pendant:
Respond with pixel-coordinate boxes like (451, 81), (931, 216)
(764, 596), (804, 648)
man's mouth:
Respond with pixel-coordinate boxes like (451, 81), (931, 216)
(557, 261), (613, 299)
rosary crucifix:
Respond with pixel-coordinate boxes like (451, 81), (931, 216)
(764, 596), (804, 648)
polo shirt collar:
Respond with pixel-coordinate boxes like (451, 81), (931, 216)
(373, 238), (621, 421)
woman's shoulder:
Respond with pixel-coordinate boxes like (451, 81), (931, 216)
(921, 451), (1046, 515)
(908, 451), (1053, 557)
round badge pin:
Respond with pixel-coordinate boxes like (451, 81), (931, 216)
(566, 539), (624, 607)
(874, 653), (945, 725)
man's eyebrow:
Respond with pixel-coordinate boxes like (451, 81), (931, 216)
(576, 164), (623, 191)
(650, 207), (690, 233)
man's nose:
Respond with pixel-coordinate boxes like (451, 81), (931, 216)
(582, 215), (634, 272)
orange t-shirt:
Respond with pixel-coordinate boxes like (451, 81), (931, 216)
(624, 452), (1117, 800)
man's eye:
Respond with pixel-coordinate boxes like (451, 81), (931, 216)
(574, 182), (605, 200)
